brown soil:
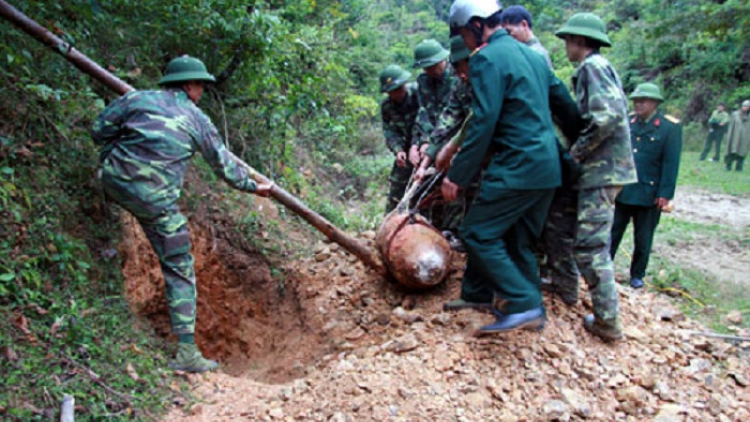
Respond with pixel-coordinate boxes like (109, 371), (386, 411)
(115, 179), (749, 421)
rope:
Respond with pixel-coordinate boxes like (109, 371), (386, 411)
(619, 246), (705, 308)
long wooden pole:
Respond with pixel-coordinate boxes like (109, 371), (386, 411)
(0, 0), (385, 274)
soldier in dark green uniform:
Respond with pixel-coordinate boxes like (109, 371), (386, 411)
(700, 103), (730, 162)
(91, 56), (273, 372)
(443, 0), (581, 333)
(550, 13), (638, 342)
(379, 64), (419, 213)
(610, 83), (682, 289)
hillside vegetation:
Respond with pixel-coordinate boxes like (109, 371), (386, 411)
(1, 0), (748, 420)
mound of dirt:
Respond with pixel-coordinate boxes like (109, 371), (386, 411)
(152, 232), (750, 422)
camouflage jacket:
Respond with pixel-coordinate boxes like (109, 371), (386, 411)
(381, 82), (419, 154)
(91, 89), (257, 211)
(425, 80), (473, 160)
(414, 66), (460, 146)
(526, 36), (553, 70)
(570, 53), (637, 189)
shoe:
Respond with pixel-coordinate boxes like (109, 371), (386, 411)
(476, 306), (546, 336)
(583, 314), (623, 342)
(443, 298), (492, 312)
(629, 278), (644, 289)
(540, 281), (578, 305)
(169, 343), (219, 373)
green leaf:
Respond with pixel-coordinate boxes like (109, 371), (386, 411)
(0, 272), (15, 282)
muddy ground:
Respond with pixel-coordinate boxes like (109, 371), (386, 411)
(657, 187), (750, 288)
(115, 183), (749, 421)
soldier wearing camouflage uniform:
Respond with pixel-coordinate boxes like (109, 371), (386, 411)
(549, 13), (637, 341)
(413, 36), (475, 251)
(91, 56), (273, 372)
(411, 39), (462, 236)
(379, 64), (419, 213)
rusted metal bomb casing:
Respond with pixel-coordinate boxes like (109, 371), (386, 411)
(376, 213), (451, 289)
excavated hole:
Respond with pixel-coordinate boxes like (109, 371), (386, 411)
(118, 213), (331, 383)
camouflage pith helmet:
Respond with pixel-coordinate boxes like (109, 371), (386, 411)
(379, 64), (411, 93)
(413, 39), (450, 69)
(629, 83), (664, 101)
(158, 56), (216, 86)
(554, 13), (612, 47)
(449, 36), (471, 63)
(449, 0), (503, 30)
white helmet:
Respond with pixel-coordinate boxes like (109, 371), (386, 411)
(449, 0), (502, 29)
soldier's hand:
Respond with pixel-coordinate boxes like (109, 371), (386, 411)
(396, 151), (407, 168)
(419, 143), (429, 158)
(436, 144), (458, 171)
(408, 145), (421, 167)
(655, 197), (670, 210)
(254, 182), (275, 197)
(441, 177), (460, 202)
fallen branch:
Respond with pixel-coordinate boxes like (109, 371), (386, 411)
(688, 331), (750, 342)
(59, 355), (135, 402)
(60, 394), (74, 422)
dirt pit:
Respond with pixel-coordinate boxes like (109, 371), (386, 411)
(118, 212), (332, 383)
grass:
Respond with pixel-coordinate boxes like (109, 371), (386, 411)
(613, 149), (750, 332)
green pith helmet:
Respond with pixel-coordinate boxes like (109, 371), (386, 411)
(379, 64), (411, 93)
(555, 13), (612, 47)
(449, 36), (471, 63)
(413, 39), (450, 69)
(158, 56), (216, 86)
(629, 83), (664, 101)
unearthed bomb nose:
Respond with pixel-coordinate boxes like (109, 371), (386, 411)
(376, 212), (451, 289)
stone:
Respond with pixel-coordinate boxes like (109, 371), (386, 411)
(544, 343), (564, 359)
(624, 326), (648, 343)
(652, 404), (684, 422)
(729, 372), (749, 387)
(560, 387), (591, 417)
(392, 306), (422, 324)
(268, 408), (284, 420)
(387, 334), (420, 354)
(725, 310), (743, 325)
(542, 400), (569, 420)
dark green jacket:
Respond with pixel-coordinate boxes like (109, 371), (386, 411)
(447, 29), (580, 189)
(617, 111), (682, 207)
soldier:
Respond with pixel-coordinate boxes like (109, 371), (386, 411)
(499, 5), (553, 69)
(411, 39), (463, 239)
(379, 64), (419, 213)
(549, 13), (637, 341)
(610, 83), (682, 289)
(725, 100), (750, 172)
(413, 36), (474, 251)
(699, 103), (730, 162)
(442, 0), (581, 332)
(91, 56), (273, 372)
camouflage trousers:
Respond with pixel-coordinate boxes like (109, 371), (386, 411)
(102, 166), (197, 335)
(544, 185), (622, 323)
(385, 161), (414, 213)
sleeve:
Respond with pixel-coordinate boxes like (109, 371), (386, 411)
(446, 53), (503, 187)
(413, 86), (434, 147)
(381, 103), (405, 154)
(548, 75), (584, 148)
(194, 111), (257, 193)
(426, 87), (466, 159)
(90, 94), (130, 146)
(657, 123), (682, 199)
(569, 63), (627, 162)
